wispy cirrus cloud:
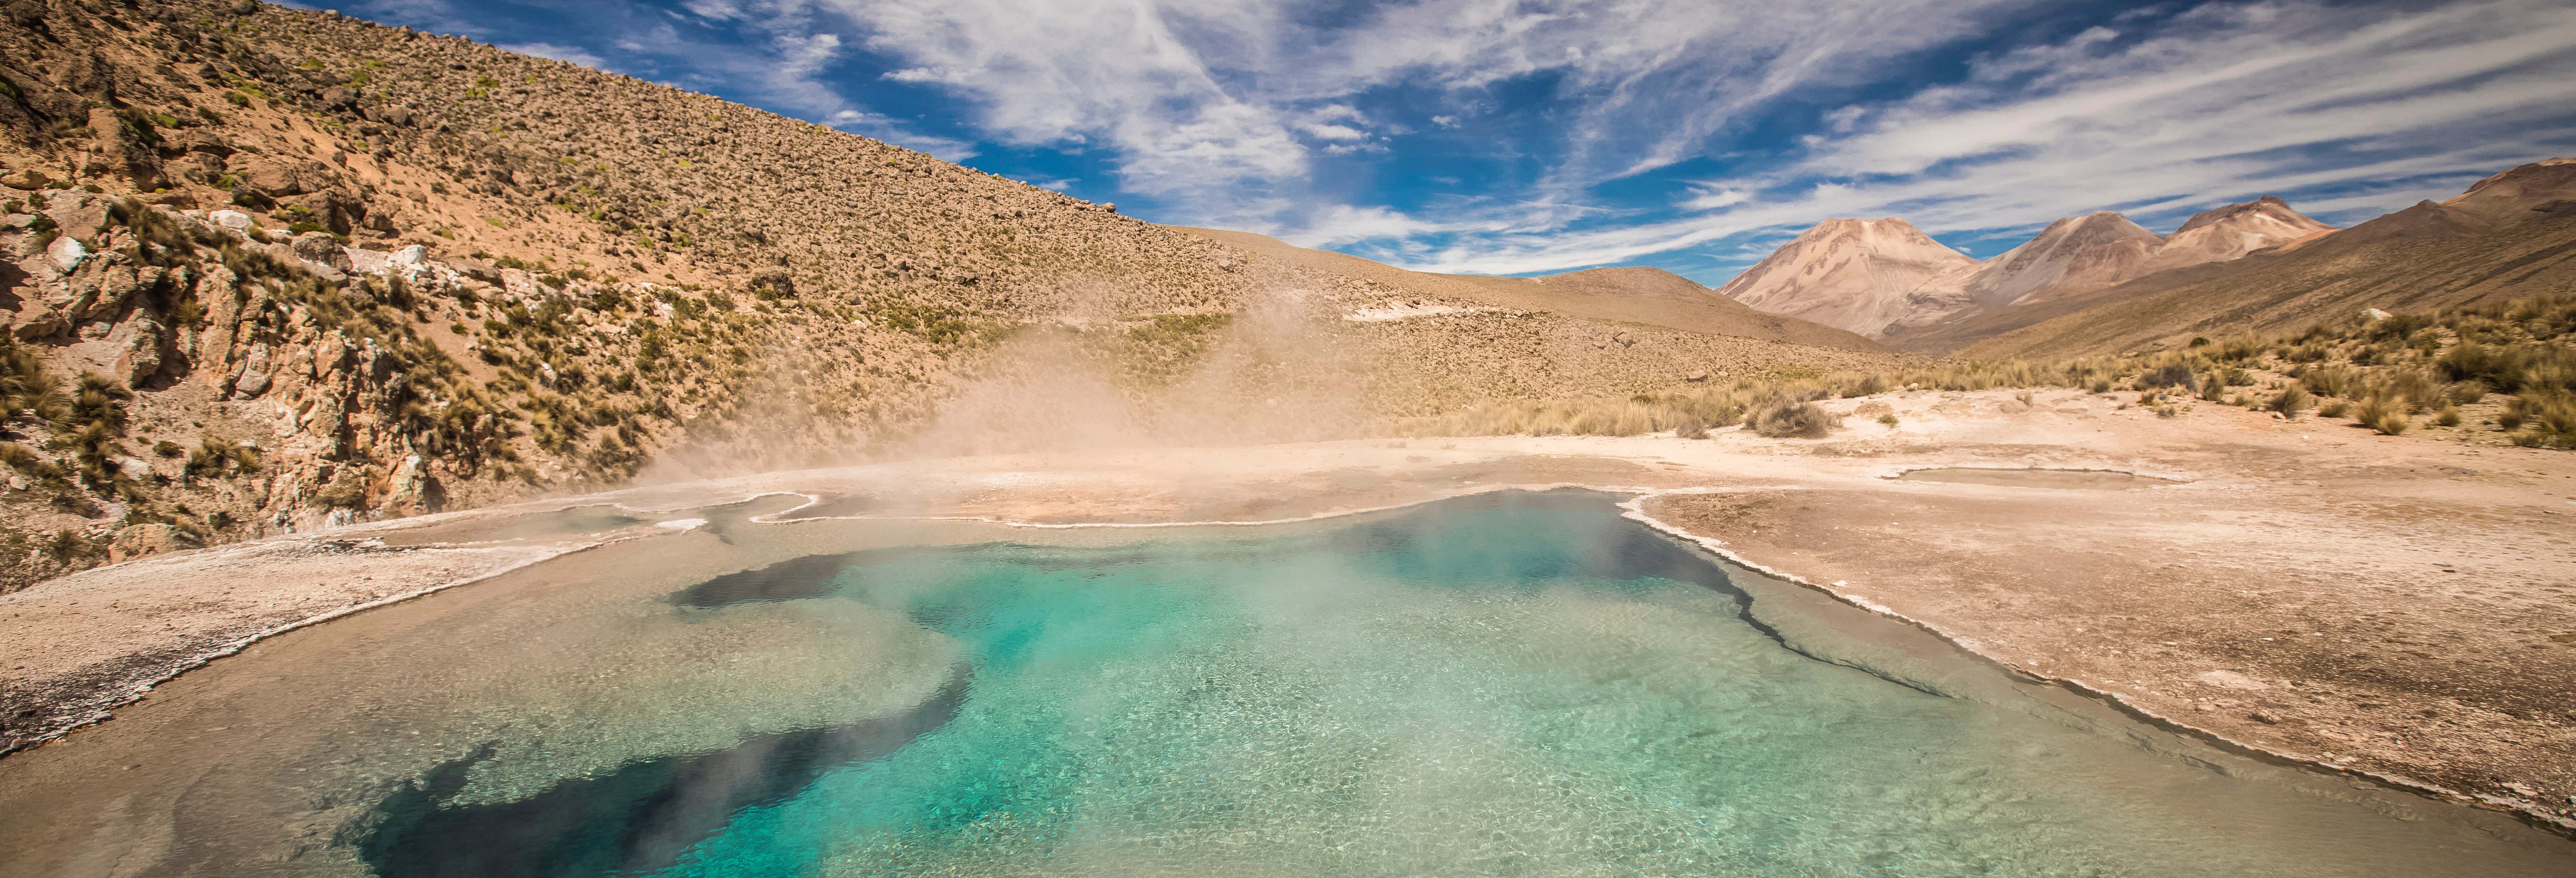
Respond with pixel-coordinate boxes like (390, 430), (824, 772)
(1348, 0), (2576, 276)
(310, 0), (2576, 284)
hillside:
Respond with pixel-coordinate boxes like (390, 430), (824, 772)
(1171, 227), (1880, 353)
(0, 0), (1892, 586)
(1953, 161), (2576, 361)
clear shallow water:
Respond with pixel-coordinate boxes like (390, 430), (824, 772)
(336, 492), (2569, 877)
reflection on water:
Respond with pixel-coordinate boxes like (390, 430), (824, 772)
(330, 491), (2569, 878)
(1894, 467), (2184, 489)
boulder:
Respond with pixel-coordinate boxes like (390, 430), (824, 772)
(43, 193), (110, 241)
(0, 168), (50, 190)
(107, 523), (190, 563)
(230, 371), (271, 399)
(344, 247), (392, 276)
(291, 231), (350, 269)
(234, 155), (335, 197)
(115, 319), (166, 384)
(47, 236), (86, 271)
(175, 129), (235, 156)
(445, 258), (501, 284)
(209, 208), (255, 231)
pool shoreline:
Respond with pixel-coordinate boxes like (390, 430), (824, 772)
(8, 388), (2575, 838)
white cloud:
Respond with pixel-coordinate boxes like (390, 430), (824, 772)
(1679, 187), (1750, 210)
(816, 0), (2044, 228)
(823, 109), (980, 161)
(1375, 0), (2576, 276)
(1300, 123), (1368, 141)
(499, 42), (610, 69)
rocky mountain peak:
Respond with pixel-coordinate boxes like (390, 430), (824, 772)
(2149, 196), (2336, 271)
(1711, 218), (1978, 337)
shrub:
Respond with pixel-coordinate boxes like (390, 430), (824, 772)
(2137, 364), (2196, 390)
(1751, 400), (1836, 438)
(2357, 397), (2409, 435)
(2507, 393), (2576, 448)
(2267, 385), (2313, 418)
(2319, 399), (2350, 418)
(2198, 374), (2226, 402)
(2434, 406), (2461, 428)
(1877, 413), (1900, 427)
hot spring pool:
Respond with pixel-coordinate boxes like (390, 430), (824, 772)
(2, 491), (2568, 876)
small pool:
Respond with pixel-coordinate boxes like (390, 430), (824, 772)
(1894, 467), (2183, 489)
(1, 492), (2565, 876)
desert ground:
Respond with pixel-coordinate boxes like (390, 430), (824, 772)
(5, 384), (2573, 840)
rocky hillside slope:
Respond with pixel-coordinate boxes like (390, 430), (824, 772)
(0, 0), (1889, 588)
(1954, 159), (2576, 361)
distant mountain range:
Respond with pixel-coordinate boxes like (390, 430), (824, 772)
(1715, 158), (2576, 358)
(1718, 197), (2334, 339)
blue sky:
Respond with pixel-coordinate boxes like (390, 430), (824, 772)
(294, 0), (2576, 285)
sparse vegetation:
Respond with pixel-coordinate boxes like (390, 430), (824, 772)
(1400, 295), (2574, 449)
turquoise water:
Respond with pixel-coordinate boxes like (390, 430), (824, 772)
(356, 492), (2574, 877)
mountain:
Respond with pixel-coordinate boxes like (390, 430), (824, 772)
(1719, 199), (2336, 340)
(1878, 198), (2335, 347)
(1952, 159), (2576, 361)
(2142, 196), (2337, 273)
(2442, 157), (2576, 224)
(1169, 230), (1883, 353)
(1709, 218), (1979, 337)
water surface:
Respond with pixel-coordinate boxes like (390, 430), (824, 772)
(364, 492), (2569, 876)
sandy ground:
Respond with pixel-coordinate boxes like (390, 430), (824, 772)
(3, 386), (2572, 833)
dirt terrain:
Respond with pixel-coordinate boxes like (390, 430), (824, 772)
(6, 385), (2571, 835)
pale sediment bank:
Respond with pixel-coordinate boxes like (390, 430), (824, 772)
(4, 386), (2573, 834)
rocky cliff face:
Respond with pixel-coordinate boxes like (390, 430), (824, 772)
(0, 0), (1888, 587)
(1710, 218), (1978, 336)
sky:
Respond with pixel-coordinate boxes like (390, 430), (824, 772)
(289, 0), (2576, 285)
